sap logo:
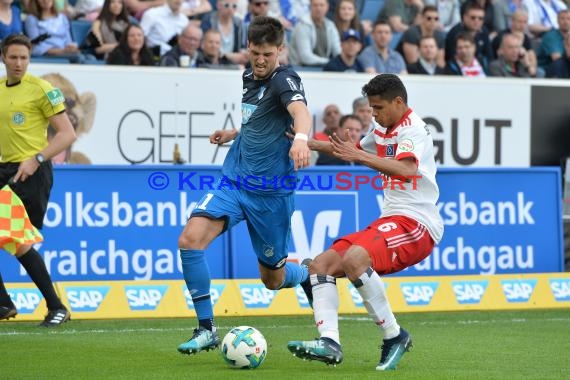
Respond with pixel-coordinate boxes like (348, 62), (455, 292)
(8, 289), (42, 313)
(66, 286), (110, 312)
(348, 284), (363, 307)
(549, 279), (570, 302)
(125, 285), (168, 310)
(183, 284), (225, 309)
(348, 283), (389, 307)
(294, 286), (310, 308)
(501, 279), (537, 303)
(452, 280), (488, 304)
(239, 284), (276, 308)
(401, 282), (438, 306)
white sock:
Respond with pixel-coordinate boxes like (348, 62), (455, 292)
(354, 268), (400, 340)
(311, 274), (340, 344)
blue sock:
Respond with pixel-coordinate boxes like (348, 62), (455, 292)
(180, 249), (214, 330)
(278, 262), (309, 289)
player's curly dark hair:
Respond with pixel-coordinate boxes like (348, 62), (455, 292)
(247, 16), (284, 47)
(362, 74), (408, 104)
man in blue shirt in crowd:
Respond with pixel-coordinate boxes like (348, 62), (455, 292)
(176, 15), (313, 354)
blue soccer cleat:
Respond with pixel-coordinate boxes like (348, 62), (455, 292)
(287, 337), (343, 366)
(178, 327), (220, 355)
(376, 328), (413, 370)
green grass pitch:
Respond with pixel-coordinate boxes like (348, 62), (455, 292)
(1, 309), (569, 380)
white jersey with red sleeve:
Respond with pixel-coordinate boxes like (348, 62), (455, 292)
(356, 108), (444, 243)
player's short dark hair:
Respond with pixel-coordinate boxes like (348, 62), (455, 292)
(248, 16), (284, 46)
(362, 74), (408, 104)
(1, 34), (31, 56)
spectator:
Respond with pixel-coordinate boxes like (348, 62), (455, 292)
(87, 0), (131, 60)
(125, 0), (164, 20)
(424, 0), (461, 32)
(25, 0), (84, 62)
(444, 30), (487, 76)
(352, 96), (374, 134)
(377, 0), (424, 49)
(74, 0), (104, 20)
(493, 10), (539, 73)
(201, 0), (248, 64)
(358, 21), (407, 74)
(462, 0), (496, 38)
(523, 0), (567, 37)
(0, 0), (22, 40)
(445, 1), (493, 63)
(278, 0), (310, 28)
(489, 32), (536, 76)
(181, 0), (212, 21)
(289, 0), (341, 66)
(537, 9), (570, 68)
(493, 0), (528, 32)
(399, 5), (446, 66)
(159, 23), (202, 66)
(316, 114), (363, 166)
(196, 28), (242, 68)
(314, 104), (342, 141)
(107, 23), (156, 64)
(323, 28), (365, 71)
(333, 0), (367, 46)
(243, 0), (271, 45)
(546, 33), (570, 77)
(140, 0), (189, 55)
(407, 35), (446, 74)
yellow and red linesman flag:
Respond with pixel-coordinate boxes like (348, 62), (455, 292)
(0, 185), (43, 254)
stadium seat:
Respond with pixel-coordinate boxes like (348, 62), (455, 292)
(360, 0), (385, 22)
(31, 56), (71, 64)
(71, 20), (92, 47)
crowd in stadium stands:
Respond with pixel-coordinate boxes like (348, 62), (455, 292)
(1, 0), (569, 77)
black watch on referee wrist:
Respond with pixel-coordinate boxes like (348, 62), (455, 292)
(35, 153), (45, 164)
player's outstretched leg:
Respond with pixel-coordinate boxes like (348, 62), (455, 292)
(178, 327), (221, 355)
(287, 337), (343, 366)
(376, 328), (413, 371)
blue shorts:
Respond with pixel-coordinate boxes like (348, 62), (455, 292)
(191, 186), (294, 269)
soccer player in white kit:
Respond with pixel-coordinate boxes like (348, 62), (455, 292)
(288, 74), (444, 371)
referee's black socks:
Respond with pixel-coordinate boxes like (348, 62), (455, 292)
(18, 248), (65, 311)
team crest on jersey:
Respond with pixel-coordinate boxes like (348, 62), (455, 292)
(12, 112), (25, 125)
(385, 144), (395, 157)
(46, 88), (65, 106)
(399, 139), (414, 152)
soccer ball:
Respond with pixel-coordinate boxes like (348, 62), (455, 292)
(221, 326), (267, 369)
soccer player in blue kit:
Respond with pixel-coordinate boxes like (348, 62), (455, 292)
(177, 16), (312, 354)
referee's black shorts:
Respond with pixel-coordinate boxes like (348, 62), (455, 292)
(0, 161), (53, 229)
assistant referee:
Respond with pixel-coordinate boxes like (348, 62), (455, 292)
(0, 34), (76, 327)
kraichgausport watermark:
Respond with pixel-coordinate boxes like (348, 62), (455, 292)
(147, 171), (422, 191)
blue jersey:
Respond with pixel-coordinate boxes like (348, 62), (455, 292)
(222, 65), (307, 194)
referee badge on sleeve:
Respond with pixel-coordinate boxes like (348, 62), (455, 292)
(46, 88), (65, 106)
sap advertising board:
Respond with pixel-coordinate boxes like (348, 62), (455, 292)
(0, 167), (563, 282)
